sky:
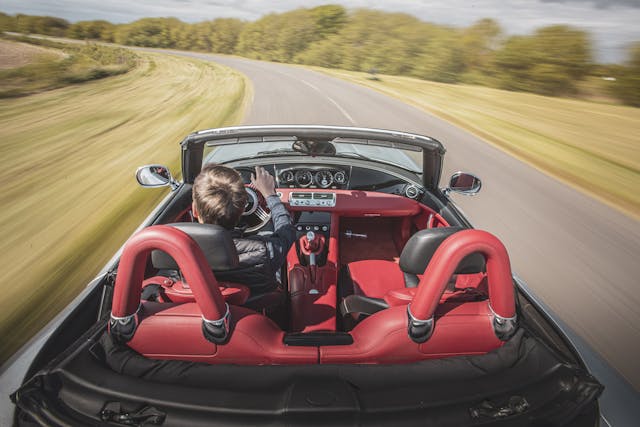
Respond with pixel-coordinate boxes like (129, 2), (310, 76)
(2, 0), (639, 63)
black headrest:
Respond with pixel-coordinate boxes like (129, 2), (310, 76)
(151, 223), (239, 271)
(399, 227), (486, 275)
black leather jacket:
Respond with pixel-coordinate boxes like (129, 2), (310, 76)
(215, 195), (296, 296)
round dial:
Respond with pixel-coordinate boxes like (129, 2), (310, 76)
(334, 171), (346, 184)
(315, 170), (334, 188)
(280, 170), (294, 183)
(295, 170), (313, 187)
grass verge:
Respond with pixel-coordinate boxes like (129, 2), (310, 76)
(0, 50), (250, 365)
(0, 34), (137, 97)
(314, 68), (640, 219)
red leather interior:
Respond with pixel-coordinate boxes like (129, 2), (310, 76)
(112, 226), (227, 321)
(113, 226), (316, 365)
(413, 204), (449, 229)
(289, 264), (338, 332)
(384, 287), (418, 306)
(320, 303), (502, 363)
(114, 217), (514, 366)
(341, 211), (451, 297)
(300, 233), (326, 255)
(348, 260), (406, 299)
(384, 275), (487, 307)
(322, 230), (515, 364)
(410, 230), (515, 320)
(277, 188), (421, 216)
(287, 214), (341, 333)
(338, 217), (402, 264)
(128, 302), (317, 364)
(142, 276), (250, 306)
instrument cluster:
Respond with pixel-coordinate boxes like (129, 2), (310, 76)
(277, 167), (348, 189)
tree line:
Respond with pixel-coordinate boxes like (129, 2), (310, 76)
(1, 7), (638, 106)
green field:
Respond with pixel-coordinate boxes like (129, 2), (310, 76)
(0, 35), (137, 97)
(0, 45), (250, 364)
(314, 68), (640, 219)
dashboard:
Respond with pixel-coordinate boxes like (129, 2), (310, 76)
(277, 166), (348, 189)
(235, 163), (425, 201)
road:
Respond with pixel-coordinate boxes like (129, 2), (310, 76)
(173, 52), (640, 390)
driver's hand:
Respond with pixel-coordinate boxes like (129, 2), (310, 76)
(251, 166), (277, 197)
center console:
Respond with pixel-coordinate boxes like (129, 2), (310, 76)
(293, 212), (331, 266)
(287, 211), (339, 333)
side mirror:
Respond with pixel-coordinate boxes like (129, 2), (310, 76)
(136, 165), (179, 190)
(445, 172), (481, 196)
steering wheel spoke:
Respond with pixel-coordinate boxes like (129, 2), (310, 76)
(242, 186), (271, 232)
(255, 206), (270, 222)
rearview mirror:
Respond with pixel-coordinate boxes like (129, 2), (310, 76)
(446, 172), (481, 196)
(136, 165), (179, 190)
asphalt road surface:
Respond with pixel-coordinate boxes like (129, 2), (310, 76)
(175, 52), (640, 390)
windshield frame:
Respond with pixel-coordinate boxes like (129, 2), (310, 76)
(181, 125), (445, 189)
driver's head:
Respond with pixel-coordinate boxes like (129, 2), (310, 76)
(192, 164), (248, 229)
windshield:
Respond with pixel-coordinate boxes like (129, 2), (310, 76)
(203, 140), (422, 173)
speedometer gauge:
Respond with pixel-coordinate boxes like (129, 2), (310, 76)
(294, 170), (313, 187)
(314, 170), (334, 188)
(280, 170), (294, 183)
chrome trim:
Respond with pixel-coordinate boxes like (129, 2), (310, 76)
(294, 169), (313, 187)
(314, 170), (334, 188)
(109, 303), (141, 325)
(407, 303), (434, 343)
(202, 303), (231, 344)
(242, 187), (259, 216)
(444, 171), (481, 196)
(489, 303), (518, 341)
(289, 192), (336, 208)
(135, 164), (180, 190)
(405, 185), (419, 199)
(254, 206), (270, 222)
(109, 304), (142, 343)
(202, 303), (231, 328)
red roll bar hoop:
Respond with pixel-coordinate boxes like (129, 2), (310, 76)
(109, 225), (229, 343)
(408, 229), (517, 343)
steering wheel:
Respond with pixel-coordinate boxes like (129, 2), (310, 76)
(242, 186), (271, 233)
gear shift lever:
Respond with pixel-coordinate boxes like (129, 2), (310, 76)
(300, 231), (325, 286)
(306, 231), (318, 283)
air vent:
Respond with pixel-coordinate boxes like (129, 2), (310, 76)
(405, 185), (419, 199)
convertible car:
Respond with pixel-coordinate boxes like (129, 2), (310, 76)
(6, 126), (604, 426)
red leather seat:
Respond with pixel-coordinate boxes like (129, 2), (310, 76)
(383, 274), (486, 306)
(149, 222), (281, 310)
(347, 227), (486, 301)
(142, 276), (250, 306)
(323, 229), (518, 364)
(110, 225), (316, 365)
(348, 260), (406, 299)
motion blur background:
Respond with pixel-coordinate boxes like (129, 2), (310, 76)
(1, 0), (639, 392)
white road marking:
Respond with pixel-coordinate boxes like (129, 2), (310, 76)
(300, 79), (356, 124)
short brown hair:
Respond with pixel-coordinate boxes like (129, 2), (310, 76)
(192, 164), (248, 229)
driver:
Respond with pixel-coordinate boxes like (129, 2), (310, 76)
(191, 164), (296, 307)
